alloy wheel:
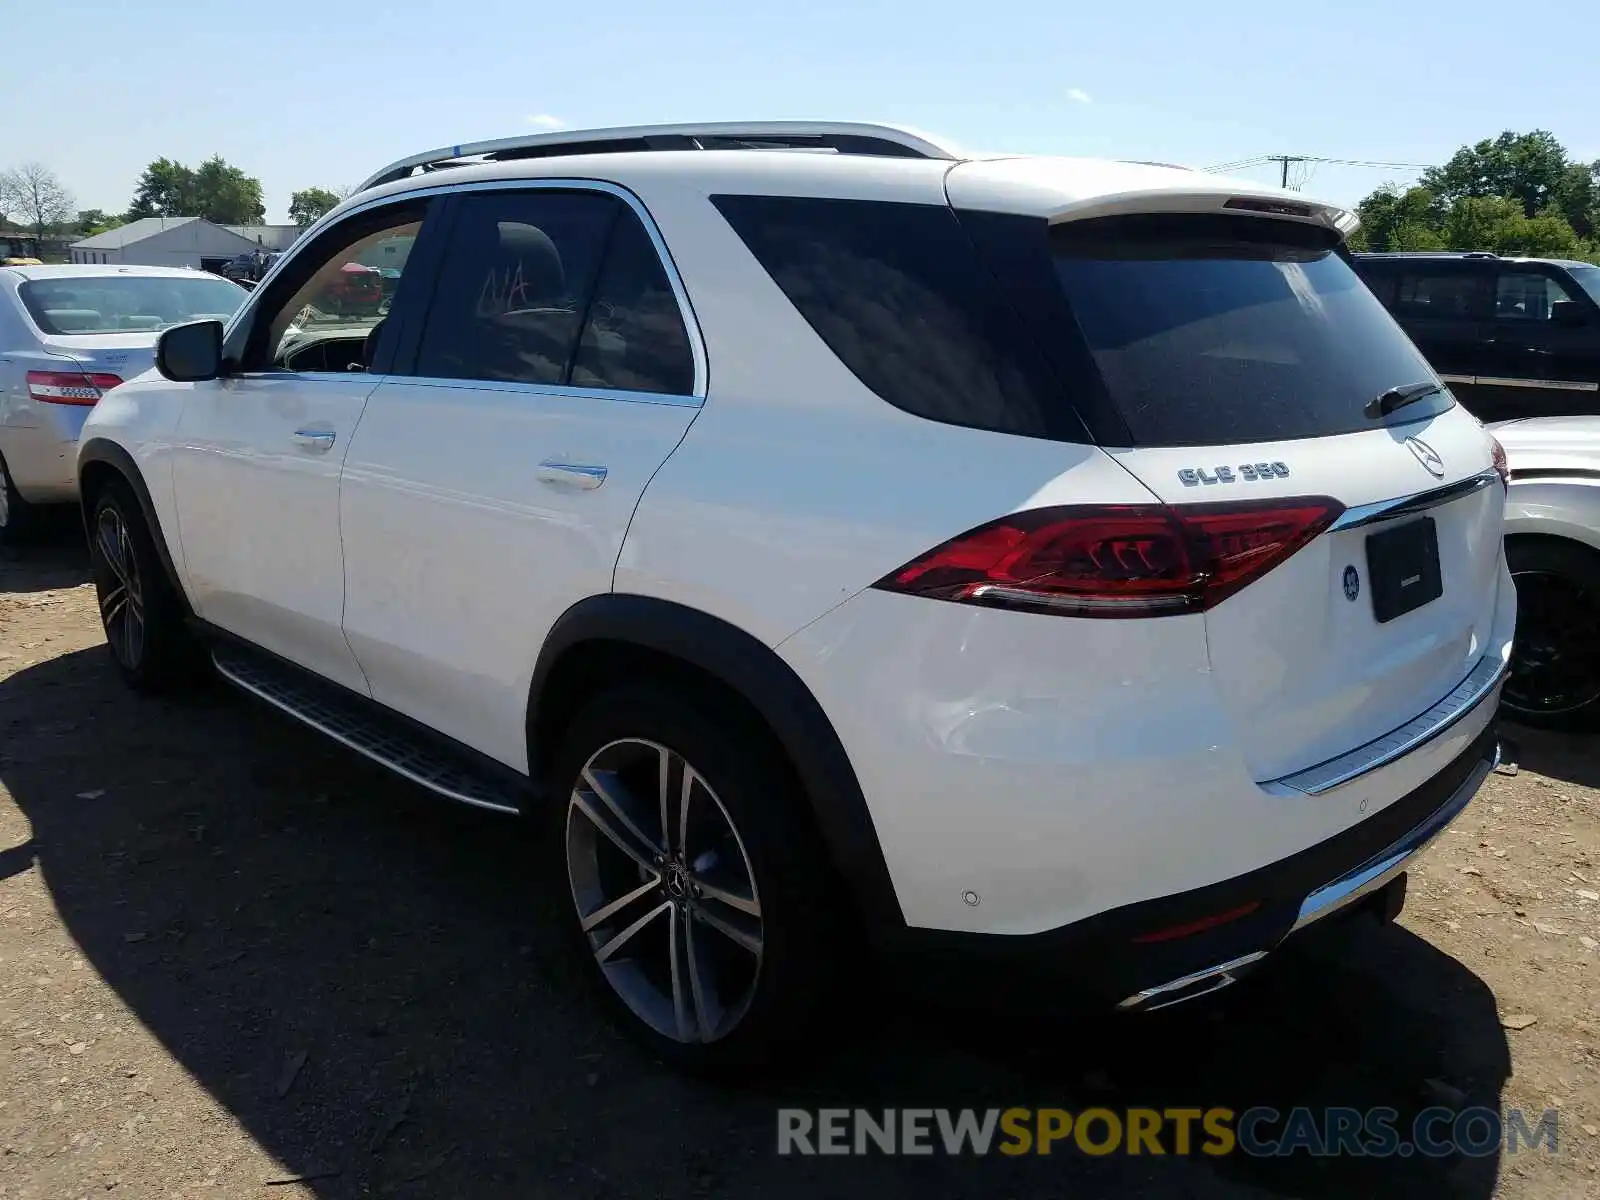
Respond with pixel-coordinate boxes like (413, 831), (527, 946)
(565, 737), (763, 1044)
(1504, 568), (1600, 717)
(94, 506), (146, 669)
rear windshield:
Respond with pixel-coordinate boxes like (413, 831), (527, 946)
(1049, 214), (1451, 446)
(19, 275), (246, 336)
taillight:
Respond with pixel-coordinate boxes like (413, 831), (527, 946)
(1488, 433), (1509, 486)
(25, 370), (123, 406)
(873, 498), (1345, 618)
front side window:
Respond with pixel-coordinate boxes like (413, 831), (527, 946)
(1567, 265), (1600, 307)
(19, 275), (246, 335)
(1495, 270), (1581, 321)
(248, 202), (425, 373)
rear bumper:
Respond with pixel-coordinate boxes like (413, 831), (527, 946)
(0, 408), (87, 501)
(883, 722), (1500, 1012)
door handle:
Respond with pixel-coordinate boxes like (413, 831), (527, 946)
(537, 460), (608, 489)
(293, 427), (337, 453)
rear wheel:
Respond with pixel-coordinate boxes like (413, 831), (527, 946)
(549, 684), (842, 1073)
(0, 452), (34, 546)
(1503, 538), (1600, 729)
(88, 479), (208, 694)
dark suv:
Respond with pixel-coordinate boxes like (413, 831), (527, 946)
(1353, 252), (1600, 423)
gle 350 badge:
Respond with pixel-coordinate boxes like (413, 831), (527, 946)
(1178, 462), (1291, 486)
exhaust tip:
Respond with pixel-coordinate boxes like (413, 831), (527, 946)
(1116, 951), (1267, 1014)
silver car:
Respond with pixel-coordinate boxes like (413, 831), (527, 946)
(1493, 415), (1600, 727)
(0, 265), (246, 542)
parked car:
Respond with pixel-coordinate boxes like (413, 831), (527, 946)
(219, 251), (280, 287)
(1490, 415), (1600, 727)
(1353, 251), (1600, 424)
(76, 121), (1513, 1071)
(0, 264), (247, 541)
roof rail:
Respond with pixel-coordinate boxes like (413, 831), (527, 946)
(356, 121), (964, 193)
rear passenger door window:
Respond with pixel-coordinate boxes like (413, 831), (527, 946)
(411, 188), (697, 396)
(414, 191), (618, 385)
(1391, 265), (1490, 322)
(570, 213), (695, 396)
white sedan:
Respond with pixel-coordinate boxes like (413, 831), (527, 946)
(0, 264), (246, 541)
(1493, 415), (1600, 727)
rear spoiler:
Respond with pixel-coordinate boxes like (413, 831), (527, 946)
(1044, 189), (1359, 239)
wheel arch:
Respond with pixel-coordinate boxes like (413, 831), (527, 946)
(77, 438), (192, 615)
(526, 593), (904, 938)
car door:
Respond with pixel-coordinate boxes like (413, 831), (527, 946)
(339, 183), (704, 768)
(1383, 259), (1493, 409)
(168, 196), (439, 693)
(1477, 264), (1600, 421)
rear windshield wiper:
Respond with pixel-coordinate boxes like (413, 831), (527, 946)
(1366, 381), (1444, 420)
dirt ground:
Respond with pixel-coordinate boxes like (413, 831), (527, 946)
(1, 533), (1597, 1200)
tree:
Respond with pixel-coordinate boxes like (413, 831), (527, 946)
(1420, 130), (1570, 219)
(75, 208), (123, 236)
(1353, 185), (1442, 252)
(1552, 161), (1599, 241)
(289, 186), (342, 227)
(127, 155), (264, 224)
(0, 162), (75, 240)
(1444, 195), (1522, 252)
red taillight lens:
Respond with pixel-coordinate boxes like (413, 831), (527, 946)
(1488, 434), (1509, 486)
(25, 370), (122, 406)
(874, 498), (1345, 618)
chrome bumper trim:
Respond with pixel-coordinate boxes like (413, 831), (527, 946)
(1267, 653), (1507, 797)
(1115, 951), (1268, 1013)
(1290, 738), (1499, 934)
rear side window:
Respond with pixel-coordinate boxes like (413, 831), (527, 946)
(415, 190), (618, 385)
(1393, 266), (1489, 321)
(1045, 214), (1451, 446)
(570, 211), (695, 395)
(711, 195), (1072, 440)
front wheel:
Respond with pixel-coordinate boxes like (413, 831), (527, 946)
(549, 685), (843, 1073)
(88, 480), (208, 694)
(1503, 538), (1600, 729)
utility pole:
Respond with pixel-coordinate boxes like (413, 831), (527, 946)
(1269, 155), (1308, 189)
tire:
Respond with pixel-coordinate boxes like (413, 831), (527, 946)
(1503, 537), (1600, 730)
(0, 451), (34, 546)
(87, 478), (209, 694)
(547, 683), (844, 1074)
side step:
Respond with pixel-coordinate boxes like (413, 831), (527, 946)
(211, 644), (527, 816)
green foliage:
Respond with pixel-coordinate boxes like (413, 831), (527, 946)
(128, 155), (265, 225)
(288, 187), (342, 227)
(75, 208), (123, 236)
(1356, 132), (1600, 263)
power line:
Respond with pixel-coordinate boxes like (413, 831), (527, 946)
(1202, 154), (1434, 180)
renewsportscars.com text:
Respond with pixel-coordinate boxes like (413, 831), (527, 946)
(777, 1106), (1559, 1158)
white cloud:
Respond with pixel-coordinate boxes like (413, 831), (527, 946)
(526, 113), (566, 129)
(1067, 88), (1092, 104)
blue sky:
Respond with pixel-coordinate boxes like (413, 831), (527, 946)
(5, 0), (1597, 223)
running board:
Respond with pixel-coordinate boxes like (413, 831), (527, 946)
(211, 644), (526, 816)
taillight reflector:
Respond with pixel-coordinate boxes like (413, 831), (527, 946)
(1488, 433), (1509, 486)
(873, 498), (1345, 618)
(26, 370), (123, 406)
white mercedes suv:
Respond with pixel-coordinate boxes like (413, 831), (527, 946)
(76, 121), (1514, 1071)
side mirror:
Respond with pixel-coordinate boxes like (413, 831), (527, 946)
(156, 319), (224, 382)
(1550, 300), (1589, 328)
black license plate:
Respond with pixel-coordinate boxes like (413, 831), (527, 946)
(1365, 517), (1443, 623)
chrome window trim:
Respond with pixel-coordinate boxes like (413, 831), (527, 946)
(1264, 652), (1507, 797)
(1474, 375), (1598, 392)
(1328, 467), (1501, 532)
(392, 376), (701, 408)
(226, 177), (708, 405)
